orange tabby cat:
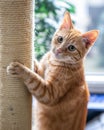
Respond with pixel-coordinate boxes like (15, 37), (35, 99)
(7, 12), (99, 130)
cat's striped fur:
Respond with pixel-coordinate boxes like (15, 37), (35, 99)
(7, 12), (99, 130)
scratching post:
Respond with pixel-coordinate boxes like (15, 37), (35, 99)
(0, 0), (33, 130)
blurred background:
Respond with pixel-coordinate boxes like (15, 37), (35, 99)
(34, 0), (104, 130)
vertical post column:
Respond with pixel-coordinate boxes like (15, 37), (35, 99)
(0, 0), (33, 130)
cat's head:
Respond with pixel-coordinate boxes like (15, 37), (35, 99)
(51, 11), (99, 64)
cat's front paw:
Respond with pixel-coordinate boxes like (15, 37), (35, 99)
(7, 62), (25, 77)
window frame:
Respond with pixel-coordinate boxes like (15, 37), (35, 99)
(86, 73), (104, 93)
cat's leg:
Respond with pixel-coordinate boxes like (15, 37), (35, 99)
(34, 52), (50, 76)
(7, 61), (69, 106)
(7, 61), (52, 105)
(34, 59), (39, 73)
(34, 59), (45, 77)
(7, 62), (33, 80)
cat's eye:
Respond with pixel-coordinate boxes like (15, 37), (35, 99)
(57, 36), (63, 43)
(68, 45), (76, 51)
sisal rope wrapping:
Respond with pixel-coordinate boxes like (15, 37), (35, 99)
(0, 0), (33, 130)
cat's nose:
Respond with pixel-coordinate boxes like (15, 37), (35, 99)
(56, 48), (62, 54)
(55, 48), (62, 56)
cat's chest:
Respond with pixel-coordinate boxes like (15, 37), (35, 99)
(44, 64), (71, 83)
(44, 65), (58, 79)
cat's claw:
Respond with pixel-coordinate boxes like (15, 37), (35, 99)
(7, 62), (24, 77)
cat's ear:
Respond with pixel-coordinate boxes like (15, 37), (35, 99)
(82, 30), (99, 49)
(59, 11), (74, 30)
